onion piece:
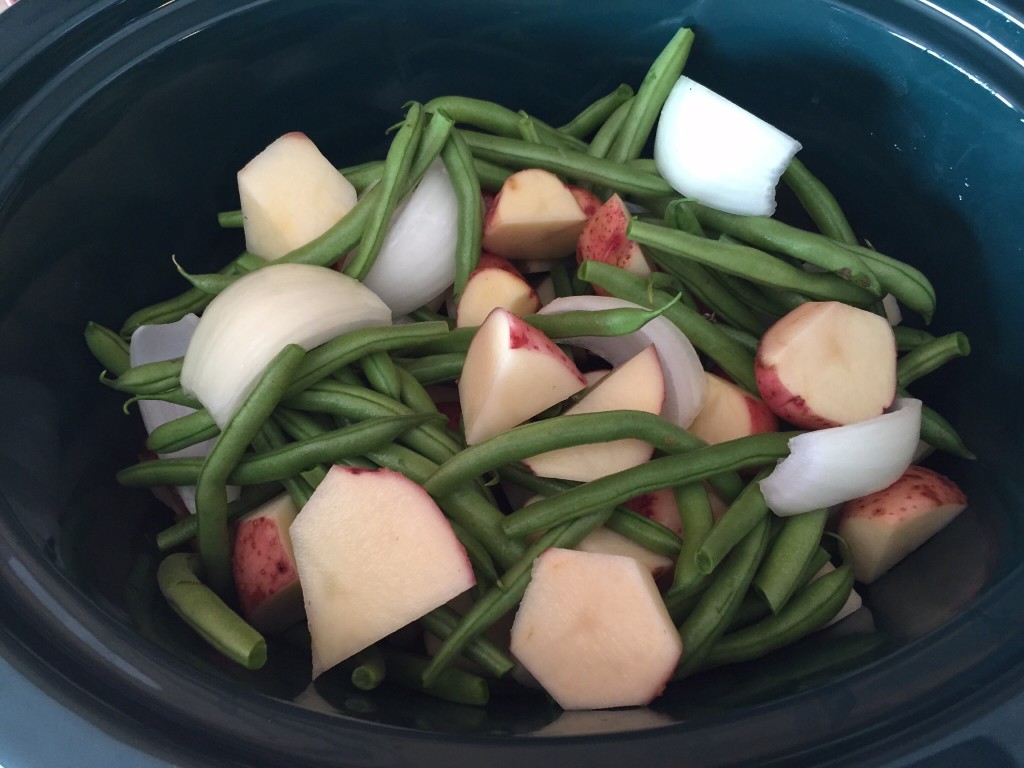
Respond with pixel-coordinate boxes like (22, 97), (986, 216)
(882, 293), (903, 326)
(760, 398), (922, 516)
(536, 295), (707, 428)
(654, 76), (802, 216)
(360, 159), (459, 317)
(131, 314), (232, 514)
(181, 263), (391, 428)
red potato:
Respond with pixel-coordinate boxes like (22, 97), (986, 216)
(289, 466), (476, 678)
(568, 185), (603, 217)
(510, 548), (683, 710)
(455, 256), (541, 328)
(687, 372), (779, 445)
(625, 488), (682, 536)
(237, 132), (357, 260)
(232, 494), (305, 634)
(837, 465), (968, 584)
(522, 344), (665, 481)
(481, 169), (588, 260)
(574, 527), (674, 579)
(755, 301), (897, 429)
(459, 307), (586, 444)
(576, 193), (653, 279)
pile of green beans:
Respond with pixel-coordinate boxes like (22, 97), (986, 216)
(85, 23), (974, 711)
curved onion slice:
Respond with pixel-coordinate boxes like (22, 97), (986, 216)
(182, 263), (391, 427)
(537, 295), (707, 428)
(360, 159), (459, 317)
(131, 314), (231, 514)
(760, 398), (922, 516)
(654, 76), (801, 216)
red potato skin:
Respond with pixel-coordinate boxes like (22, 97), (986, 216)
(474, 252), (523, 276)
(754, 364), (841, 430)
(625, 489), (682, 536)
(840, 465), (966, 521)
(233, 516), (300, 617)
(576, 194), (637, 266)
(569, 185), (603, 218)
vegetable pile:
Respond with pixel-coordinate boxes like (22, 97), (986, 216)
(85, 27), (974, 711)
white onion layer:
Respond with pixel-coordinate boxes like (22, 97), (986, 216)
(537, 296), (707, 428)
(181, 263), (391, 427)
(360, 159), (459, 317)
(760, 398), (922, 516)
(654, 76), (802, 216)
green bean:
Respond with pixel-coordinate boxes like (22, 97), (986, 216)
(893, 325), (938, 351)
(669, 483), (714, 596)
(687, 203), (880, 293)
(458, 130), (674, 197)
(587, 97), (633, 160)
(896, 332), (970, 388)
(753, 508), (828, 613)
(344, 103), (425, 280)
(175, 265), (237, 296)
(217, 210), (243, 229)
(663, 198), (705, 237)
(577, 260), (759, 392)
(394, 353), (466, 385)
(253, 423), (316, 508)
(360, 350), (403, 400)
(695, 470), (772, 574)
(84, 321), (132, 376)
(730, 543), (833, 632)
(405, 306), (455, 328)
(558, 84), (634, 140)
(448, 520), (500, 585)
(146, 408), (220, 454)
(495, 464), (680, 556)
(350, 646), (387, 691)
(426, 95), (585, 151)
(674, 517), (771, 679)
(380, 647), (489, 706)
(916, 398), (976, 460)
(629, 219), (879, 306)
(286, 380), (461, 463)
(713, 324), (761, 356)
(194, 344), (306, 596)
(285, 321), (452, 396)
(500, 432), (794, 538)
(703, 547), (855, 669)
(419, 604), (515, 678)
(472, 157), (514, 190)
(123, 388), (202, 414)
(715, 271), (789, 320)
(394, 366), (447, 420)
(412, 302), (683, 356)
(441, 129), (484, 302)
(157, 552), (266, 669)
(365, 443), (525, 570)
(606, 27), (694, 164)
(646, 249), (766, 337)
(156, 483), (281, 552)
(104, 357), (182, 396)
(781, 157), (858, 245)
(834, 241), (936, 323)
(422, 505), (613, 686)
(424, 410), (742, 500)
(120, 259), (244, 337)
(516, 114), (543, 145)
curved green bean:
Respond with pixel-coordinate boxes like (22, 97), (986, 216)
(577, 260), (759, 392)
(695, 469), (772, 574)
(587, 97), (633, 160)
(157, 552), (266, 670)
(395, 353), (466, 386)
(559, 83), (634, 140)
(425, 95), (586, 151)
(674, 517), (771, 679)
(893, 325), (938, 352)
(419, 604), (515, 678)
(381, 647), (489, 706)
(156, 484), (281, 552)
(360, 350), (403, 400)
(896, 332), (970, 388)
(85, 321), (132, 376)
(146, 408), (220, 454)
(500, 432), (795, 538)
(105, 357), (183, 396)
(194, 344), (306, 596)
(441, 129), (484, 301)
(752, 508), (828, 613)
(781, 157), (858, 245)
(835, 241), (936, 323)
(458, 130), (674, 197)
(669, 482), (714, 596)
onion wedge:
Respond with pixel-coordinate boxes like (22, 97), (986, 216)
(360, 159), (459, 317)
(181, 263), (390, 427)
(654, 76), (801, 216)
(760, 398), (922, 516)
(536, 295), (707, 428)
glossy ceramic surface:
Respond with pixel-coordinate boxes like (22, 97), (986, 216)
(1, 0), (1022, 765)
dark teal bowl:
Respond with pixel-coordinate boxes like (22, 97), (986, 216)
(1, 1), (1022, 765)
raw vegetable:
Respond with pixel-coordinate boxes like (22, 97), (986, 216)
(85, 24), (974, 713)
